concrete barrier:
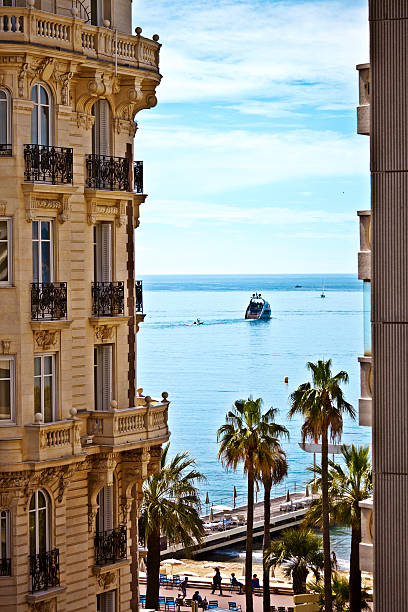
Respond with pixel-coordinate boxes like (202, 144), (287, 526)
(293, 593), (319, 611)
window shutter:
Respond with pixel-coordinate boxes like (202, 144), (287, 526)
(101, 344), (112, 412)
(100, 223), (112, 283)
(97, 99), (111, 156)
(103, 485), (113, 531)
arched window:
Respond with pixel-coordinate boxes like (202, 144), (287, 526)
(0, 509), (11, 575)
(0, 89), (11, 155)
(29, 490), (50, 556)
(30, 84), (52, 147)
(92, 99), (111, 156)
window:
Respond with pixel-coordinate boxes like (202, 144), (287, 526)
(30, 84), (52, 147)
(0, 218), (11, 285)
(0, 357), (14, 422)
(29, 490), (50, 556)
(94, 345), (112, 411)
(32, 220), (53, 283)
(96, 486), (113, 534)
(97, 590), (116, 612)
(34, 354), (56, 423)
(94, 223), (112, 282)
(92, 99), (111, 156)
(0, 509), (10, 572)
(0, 89), (11, 154)
(91, 0), (111, 27)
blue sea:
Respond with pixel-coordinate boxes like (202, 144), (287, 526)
(137, 274), (370, 568)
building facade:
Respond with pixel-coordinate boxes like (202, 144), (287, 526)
(0, 1), (169, 611)
(358, 2), (408, 609)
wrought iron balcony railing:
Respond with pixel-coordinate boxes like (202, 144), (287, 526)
(94, 525), (127, 566)
(133, 160), (143, 193)
(0, 558), (11, 576)
(86, 154), (130, 191)
(24, 144), (73, 185)
(0, 144), (12, 157)
(135, 280), (143, 313)
(31, 282), (68, 321)
(29, 548), (60, 593)
(92, 281), (125, 317)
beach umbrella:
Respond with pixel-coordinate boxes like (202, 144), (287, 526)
(211, 504), (233, 513)
(233, 486), (237, 509)
(203, 562), (227, 569)
(205, 491), (210, 505)
(305, 485), (310, 497)
(160, 559), (185, 571)
(209, 507), (214, 522)
(182, 571), (200, 577)
(286, 490), (290, 502)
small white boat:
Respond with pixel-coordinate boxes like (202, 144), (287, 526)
(193, 318), (204, 325)
(245, 293), (271, 320)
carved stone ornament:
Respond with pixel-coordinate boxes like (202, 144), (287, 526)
(95, 325), (114, 343)
(22, 464), (80, 510)
(120, 497), (132, 525)
(96, 570), (117, 590)
(18, 57), (55, 99)
(29, 600), (57, 612)
(34, 330), (58, 351)
(0, 492), (13, 508)
(25, 193), (71, 224)
(1, 340), (11, 355)
(114, 117), (138, 137)
(0, 201), (6, 216)
(87, 198), (127, 227)
(77, 112), (95, 130)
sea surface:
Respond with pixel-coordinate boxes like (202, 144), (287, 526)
(137, 274), (370, 569)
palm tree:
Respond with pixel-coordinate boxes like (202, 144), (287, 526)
(217, 397), (288, 612)
(305, 445), (372, 612)
(258, 444), (288, 612)
(289, 359), (355, 612)
(309, 573), (371, 612)
(264, 528), (324, 595)
(140, 443), (205, 610)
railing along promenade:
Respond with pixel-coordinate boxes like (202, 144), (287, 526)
(0, 7), (160, 73)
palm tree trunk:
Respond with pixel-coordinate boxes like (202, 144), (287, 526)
(321, 428), (333, 612)
(292, 566), (309, 595)
(246, 466), (255, 612)
(146, 525), (161, 610)
(349, 520), (362, 612)
(262, 476), (271, 612)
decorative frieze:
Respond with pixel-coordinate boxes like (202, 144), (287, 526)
(87, 197), (127, 227)
(25, 192), (71, 224)
(0, 201), (6, 216)
(1, 339), (11, 354)
(34, 330), (59, 351)
(96, 569), (117, 591)
(95, 325), (114, 343)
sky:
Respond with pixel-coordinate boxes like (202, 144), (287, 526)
(132, 0), (370, 275)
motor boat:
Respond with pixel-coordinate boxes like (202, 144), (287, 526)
(193, 318), (204, 325)
(245, 293), (272, 320)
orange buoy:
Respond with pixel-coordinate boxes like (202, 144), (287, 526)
(284, 376), (289, 383)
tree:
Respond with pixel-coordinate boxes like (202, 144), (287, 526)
(305, 445), (372, 612)
(258, 442), (288, 612)
(264, 528), (324, 595)
(140, 443), (205, 610)
(217, 397), (288, 612)
(309, 573), (371, 612)
(289, 359), (355, 612)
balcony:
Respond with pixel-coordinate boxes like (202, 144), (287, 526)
(359, 498), (373, 573)
(135, 280), (143, 313)
(358, 210), (371, 281)
(23, 419), (82, 462)
(356, 63), (370, 135)
(94, 525), (127, 566)
(31, 283), (67, 321)
(0, 7), (160, 74)
(359, 355), (372, 427)
(87, 394), (169, 448)
(92, 282), (124, 317)
(29, 549), (60, 593)
(86, 154), (130, 192)
(133, 161), (143, 194)
(24, 145), (73, 185)
(0, 558), (11, 577)
(0, 144), (11, 157)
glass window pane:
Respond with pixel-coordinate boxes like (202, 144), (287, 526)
(43, 375), (53, 422)
(32, 241), (39, 283)
(44, 356), (52, 375)
(41, 221), (50, 241)
(0, 361), (10, 379)
(32, 221), (38, 240)
(31, 105), (38, 144)
(39, 86), (48, 106)
(34, 357), (41, 377)
(38, 491), (46, 509)
(0, 379), (10, 419)
(41, 241), (51, 283)
(38, 507), (47, 553)
(40, 106), (49, 146)
(30, 86), (37, 103)
(34, 376), (41, 415)
(0, 242), (8, 283)
(1, 516), (6, 559)
(0, 101), (7, 145)
(0, 91), (6, 100)
(0, 221), (7, 241)
(29, 509), (35, 556)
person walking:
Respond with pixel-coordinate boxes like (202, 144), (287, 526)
(211, 567), (223, 595)
(181, 576), (188, 598)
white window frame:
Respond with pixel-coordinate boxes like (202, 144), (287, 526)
(29, 490), (50, 556)
(0, 356), (15, 425)
(0, 218), (12, 287)
(0, 88), (11, 148)
(30, 83), (53, 147)
(32, 219), (54, 284)
(0, 509), (11, 562)
(34, 353), (57, 423)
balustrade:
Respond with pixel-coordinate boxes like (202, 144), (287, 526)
(133, 161), (143, 193)
(24, 420), (82, 462)
(94, 526), (127, 566)
(135, 280), (143, 313)
(29, 549), (60, 593)
(31, 282), (67, 321)
(0, 144), (11, 157)
(24, 145), (73, 186)
(86, 154), (129, 192)
(92, 281), (124, 317)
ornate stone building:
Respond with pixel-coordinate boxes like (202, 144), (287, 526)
(0, 1), (169, 610)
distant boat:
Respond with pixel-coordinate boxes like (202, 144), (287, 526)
(193, 318), (204, 325)
(321, 283), (326, 298)
(245, 293), (271, 320)
(295, 285), (302, 288)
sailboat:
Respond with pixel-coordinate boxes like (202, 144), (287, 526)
(320, 282), (326, 298)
